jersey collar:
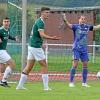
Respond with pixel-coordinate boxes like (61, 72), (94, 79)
(2, 26), (9, 31)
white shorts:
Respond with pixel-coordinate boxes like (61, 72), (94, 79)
(0, 50), (11, 63)
(27, 46), (45, 61)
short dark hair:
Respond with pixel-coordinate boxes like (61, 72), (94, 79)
(3, 17), (10, 20)
(41, 7), (50, 12)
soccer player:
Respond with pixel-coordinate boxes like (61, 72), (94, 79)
(0, 17), (18, 87)
(62, 14), (100, 87)
(16, 7), (61, 90)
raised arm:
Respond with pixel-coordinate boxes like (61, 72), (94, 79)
(61, 13), (73, 29)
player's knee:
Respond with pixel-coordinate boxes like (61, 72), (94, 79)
(72, 60), (78, 67)
(11, 60), (16, 68)
(73, 66), (77, 69)
(8, 59), (16, 69)
(0, 64), (6, 73)
(40, 63), (48, 69)
(82, 62), (88, 67)
(72, 63), (78, 68)
(41, 65), (48, 72)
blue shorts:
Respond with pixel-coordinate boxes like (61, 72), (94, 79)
(72, 49), (89, 62)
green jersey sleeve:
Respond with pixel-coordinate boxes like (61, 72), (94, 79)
(37, 20), (44, 30)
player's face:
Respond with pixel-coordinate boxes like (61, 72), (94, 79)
(79, 16), (86, 24)
(41, 10), (50, 19)
(3, 19), (10, 29)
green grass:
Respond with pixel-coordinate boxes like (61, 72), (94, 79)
(0, 81), (100, 100)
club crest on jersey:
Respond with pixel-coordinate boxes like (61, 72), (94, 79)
(77, 29), (81, 33)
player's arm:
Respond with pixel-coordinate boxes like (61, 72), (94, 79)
(0, 33), (3, 43)
(61, 13), (72, 29)
(0, 38), (2, 43)
(93, 25), (100, 30)
(9, 35), (19, 42)
(39, 29), (61, 40)
(9, 35), (16, 41)
(37, 20), (61, 40)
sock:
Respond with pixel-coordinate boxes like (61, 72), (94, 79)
(69, 67), (76, 83)
(42, 74), (49, 89)
(82, 67), (88, 83)
(2, 66), (12, 82)
(17, 73), (28, 88)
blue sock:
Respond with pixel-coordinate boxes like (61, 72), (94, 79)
(70, 67), (76, 83)
(82, 67), (88, 83)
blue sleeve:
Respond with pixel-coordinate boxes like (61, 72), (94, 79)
(72, 24), (77, 31)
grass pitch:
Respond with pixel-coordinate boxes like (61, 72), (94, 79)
(0, 81), (100, 100)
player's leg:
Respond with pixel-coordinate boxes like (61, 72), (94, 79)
(16, 46), (35, 90)
(16, 59), (35, 90)
(69, 60), (78, 87)
(69, 50), (79, 87)
(82, 61), (90, 87)
(81, 52), (90, 87)
(0, 63), (5, 76)
(0, 64), (2, 76)
(0, 50), (15, 87)
(38, 59), (51, 90)
(34, 47), (51, 90)
(1, 59), (15, 87)
(0, 63), (6, 85)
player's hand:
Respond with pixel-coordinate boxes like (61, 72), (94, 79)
(0, 38), (2, 43)
(15, 36), (21, 42)
(52, 36), (62, 40)
(61, 13), (67, 22)
(42, 44), (46, 49)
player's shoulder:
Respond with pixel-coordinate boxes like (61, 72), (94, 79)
(73, 23), (79, 25)
(72, 23), (79, 29)
(72, 23), (79, 26)
(35, 18), (44, 27)
(0, 26), (4, 32)
(83, 24), (93, 29)
(0, 26), (4, 30)
(36, 17), (43, 23)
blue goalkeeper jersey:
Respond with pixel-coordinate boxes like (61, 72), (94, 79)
(72, 24), (93, 51)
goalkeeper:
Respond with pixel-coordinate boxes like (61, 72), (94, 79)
(62, 14), (100, 87)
